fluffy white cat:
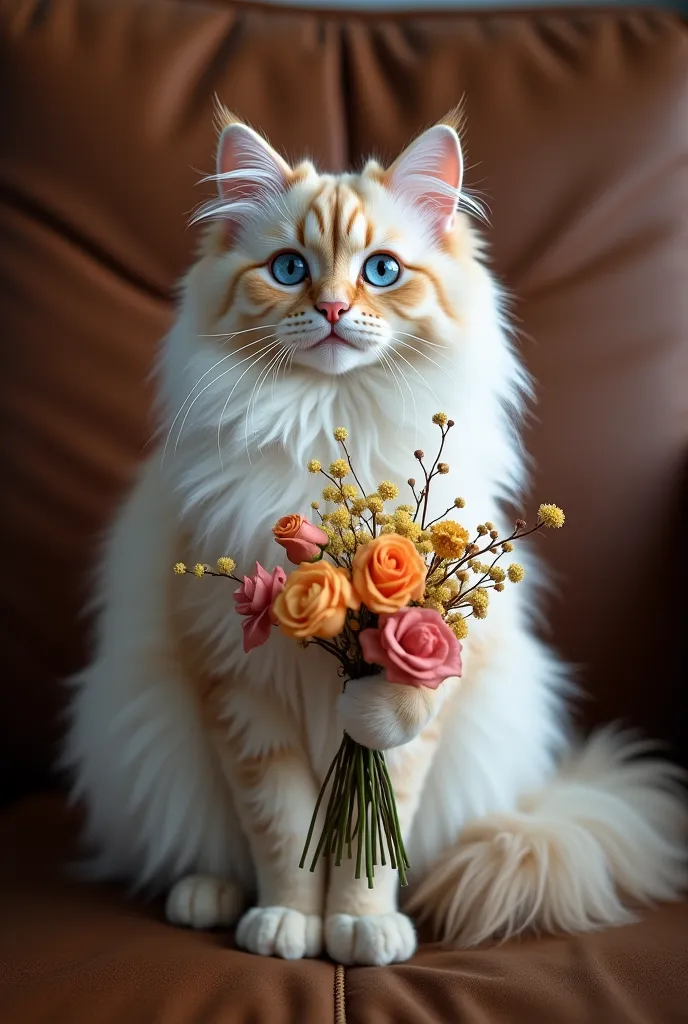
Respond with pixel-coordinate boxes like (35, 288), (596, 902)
(62, 109), (687, 966)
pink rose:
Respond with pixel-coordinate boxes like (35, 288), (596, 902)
(359, 607), (462, 689)
(273, 514), (329, 565)
(233, 562), (287, 653)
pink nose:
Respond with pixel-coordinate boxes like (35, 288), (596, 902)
(316, 299), (349, 324)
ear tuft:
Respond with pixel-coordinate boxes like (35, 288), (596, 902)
(388, 124), (464, 235)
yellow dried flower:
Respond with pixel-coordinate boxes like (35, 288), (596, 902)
(418, 530), (432, 543)
(477, 524), (488, 536)
(431, 520), (470, 560)
(538, 503), (566, 529)
(457, 570), (470, 583)
(424, 596), (446, 614)
(485, 521), (494, 531)
(466, 587), (489, 614)
(342, 529), (356, 552)
(502, 542), (514, 553)
(333, 427), (348, 442)
(377, 513), (392, 526)
(329, 459), (350, 479)
(307, 459), (322, 474)
(366, 494), (384, 514)
(377, 480), (400, 501)
(489, 567), (506, 583)
(432, 412), (448, 426)
(217, 557), (236, 575)
(324, 529), (344, 556)
(446, 578), (460, 597)
(311, 501), (320, 510)
(350, 498), (367, 516)
(341, 484), (358, 500)
(396, 504), (415, 515)
(494, 583), (505, 592)
(173, 562), (187, 575)
(322, 485), (341, 502)
(417, 540), (434, 554)
(330, 507), (351, 529)
(380, 524), (395, 534)
(355, 531), (372, 545)
(436, 585), (452, 603)
(193, 563), (205, 578)
(437, 463), (450, 474)
(403, 521), (422, 542)
(508, 563), (525, 583)
(454, 497), (466, 509)
(448, 614), (469, 640)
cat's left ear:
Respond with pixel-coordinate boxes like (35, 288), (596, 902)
(387, 124), (464, 235)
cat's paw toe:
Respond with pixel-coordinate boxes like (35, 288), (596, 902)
(236, 906), (323, 960)
(325, 911), (417, 965)
(166, 875), (243, 929)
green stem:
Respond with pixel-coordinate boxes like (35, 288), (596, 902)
(368, 748), (378, 869)
(378, 753), (410, 885)
(364, 756), (374, 888)
(308, 738), (349, 871)
(300, 735), (345, 869)
(355, 748), (365, 881)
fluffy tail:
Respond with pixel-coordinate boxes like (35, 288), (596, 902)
(406, 729), (688, 946)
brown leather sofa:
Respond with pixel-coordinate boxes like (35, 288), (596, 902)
(1, 1), (687, 1020)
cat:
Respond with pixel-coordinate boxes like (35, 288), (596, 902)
(62, 107), (687, 967)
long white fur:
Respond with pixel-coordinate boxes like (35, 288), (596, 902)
(62, 121), (687, 965)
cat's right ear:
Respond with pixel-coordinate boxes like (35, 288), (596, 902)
(200, 121), (290, 241)
(216, 122), (290, 201)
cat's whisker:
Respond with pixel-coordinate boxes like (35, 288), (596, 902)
(390, 337), (462, 390)
(387, 343), (445, 406)
(391, 330), (446, 351)
(384, 350), (420, 441)
(245, 347), (286, 462)
(199, 324), (281, 340)
(174, 335), (279, 457)
(216, 340), (281, 470)
(271, 344), (295, 411)
(161, 333), (280, 466)
(379, 351), (407, 438)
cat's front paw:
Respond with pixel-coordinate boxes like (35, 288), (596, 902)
(338, 674), (452, 750)
(235, 906), (323, 960)
(166, 875), (244, 929)
(325, 911), (417, 965)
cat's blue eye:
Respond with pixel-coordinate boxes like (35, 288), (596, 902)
(362, 253), (401, 288)
(270, 252), (309, 286)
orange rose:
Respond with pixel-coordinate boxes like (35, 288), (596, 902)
(272, 561), (360, 639)
(352, 534), (427, 614)
(273, 514), (329, 564)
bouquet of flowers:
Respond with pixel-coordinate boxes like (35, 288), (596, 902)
(175, 414), (565, 888)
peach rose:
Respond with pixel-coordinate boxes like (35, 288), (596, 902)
(360, 607), (462, 688)
(273, 560), (360, 639)
(352, 533), (427, 614)
(273, 514), (329, 565)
